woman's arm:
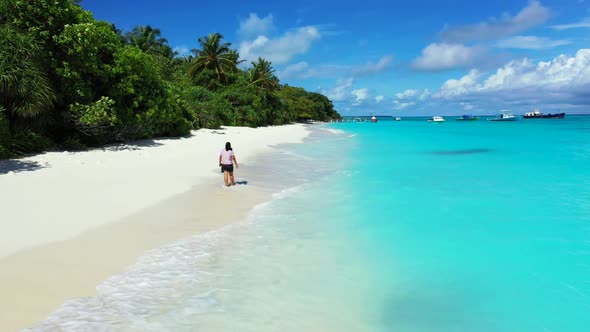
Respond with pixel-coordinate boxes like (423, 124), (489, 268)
(219, 154), (222, 166)
(232, 155), (239, 169)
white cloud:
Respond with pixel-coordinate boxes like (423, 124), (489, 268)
(441, 1), (550, 42)
(496, 35), (570, 49)
(239, 26), (321, 64)
(322, 78), (354, 102)
(173, 45), (190, 57)
(238, 13), (274, 38)
(412, 43), (485, 71)
(435, 49), (590, 105)
(551, 17), (590, 30)
(277, 56), (392, 109)
(277, 62), (347, 80)
(278, 55), (393, 80)
(393, 101), (415, 110)
(419, 89), (431, 100)
(351, 56), (393, 77)
(278, 62), (310, 79)
(395, 89), (420, 99)
(351, 88), (369, 105)
(392, 89), (430, 110)
(438, 69), (483, 97)
(395, 89), (431, 100)
(460, 102), (475, 111)
(321, 81), (383, 107)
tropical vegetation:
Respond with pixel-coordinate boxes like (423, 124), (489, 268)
(0, 0), (340, 159)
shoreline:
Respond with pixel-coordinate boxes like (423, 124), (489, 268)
(0, 124), (311, 331)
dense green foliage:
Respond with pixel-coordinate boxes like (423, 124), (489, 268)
(0, 0), (339, 159)
(0, 26), (55, 119)
(0, 106), (10, 159)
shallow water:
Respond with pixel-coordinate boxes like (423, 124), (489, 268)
(29, 117), (590, 331)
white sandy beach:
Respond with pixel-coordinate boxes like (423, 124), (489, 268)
(0, 124), (310, 331)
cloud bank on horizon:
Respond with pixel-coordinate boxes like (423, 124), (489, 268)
(233, 1), (590, 115)
(399, 49), (590, 113)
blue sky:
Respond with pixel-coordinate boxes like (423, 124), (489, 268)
(82, 0), (590, 115)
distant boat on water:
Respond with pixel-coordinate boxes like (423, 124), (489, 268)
(523, 109), (565, 119)
(371, 116), (377, 123)
(394, 117), (402, 121)
(427, 116), (445, 122)
(456, 115), (479, 121)
(489, 111), (517, 121)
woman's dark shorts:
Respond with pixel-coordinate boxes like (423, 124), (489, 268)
(221, 164), (234, 173)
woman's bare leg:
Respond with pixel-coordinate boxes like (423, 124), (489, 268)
(223, 171), (229, 187)
(229, 172), (235, 186)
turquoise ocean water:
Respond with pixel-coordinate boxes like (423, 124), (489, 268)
(30, 116), (590, 331)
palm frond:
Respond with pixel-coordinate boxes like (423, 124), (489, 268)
(0, 26), (54, 119)
(187, 33), (240, 83)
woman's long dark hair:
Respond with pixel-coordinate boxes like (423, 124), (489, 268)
(225, 142), (232, 151)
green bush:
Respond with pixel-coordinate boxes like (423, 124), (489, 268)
(10, 129), (53, 155)
(70, 97), (117, 126)
(218, 79), (264, 127)
(61, 137), (88, 151)
(0, 146), (10, 160)
(173, 82), (215, 129)
(54, 21), (122, 105)
(108, 47), (196, 138)
(68, 96), (118, 144)
(109, 46), (168, 138)
(150, 92), (193, 137)
(0, 0), (92, 48)
(0, 108), (12, 159)
(0, 26), (55, 119)
(160, 115), (192, 137)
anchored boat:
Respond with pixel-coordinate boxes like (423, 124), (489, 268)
(489, 111), (517, 121)
(523, 109), (565, 119)
(456, 115), (479, 121)
(427, 116), (445, 122)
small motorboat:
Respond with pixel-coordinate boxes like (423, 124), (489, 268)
(489, 111), (517, 121)
(370, 116), (377, 123)
(427, 116), (445, 122)
(394, 117), (402, 121)
(456, 114), (479, 121)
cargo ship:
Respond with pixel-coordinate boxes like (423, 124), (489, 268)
(523, 109), (565, 119)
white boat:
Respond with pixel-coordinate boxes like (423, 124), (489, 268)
(394, 117), (402, 121)
(370, 116), (377, 123)
(489, 111), (517, 121)
(427, 116), (445, 122)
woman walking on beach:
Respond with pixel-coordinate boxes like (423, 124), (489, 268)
(219, 142), (239, 187)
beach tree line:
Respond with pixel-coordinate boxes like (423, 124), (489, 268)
(0, 0), (340, 159)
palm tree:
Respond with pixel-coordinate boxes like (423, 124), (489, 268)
(125, 25), (174, 57)
(188, 33), (240, 83)
(227, 49), (243, 66)
(0, 26), (54, 119)
(248, 57), (279, 91)
(182, 55), (195, 64)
